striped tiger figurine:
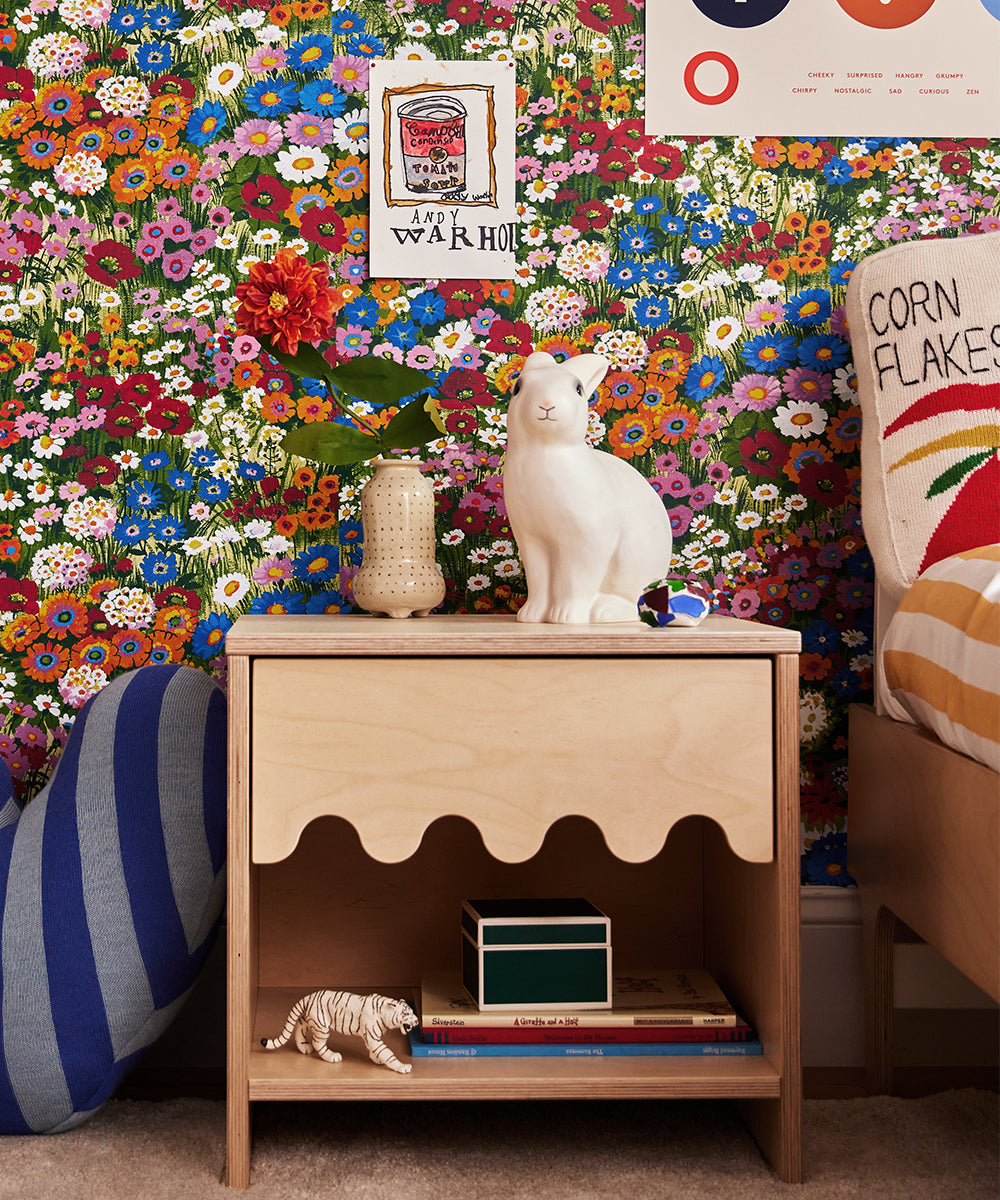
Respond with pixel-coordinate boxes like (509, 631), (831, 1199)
(261, 989), (418, 1074)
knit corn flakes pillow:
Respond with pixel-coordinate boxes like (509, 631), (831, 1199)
(0, 664), (226, 1134)
(845, 230), (1000, 605)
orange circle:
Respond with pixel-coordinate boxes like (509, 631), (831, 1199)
(835, 0), (936, 29)
(683, 51), (739, 105)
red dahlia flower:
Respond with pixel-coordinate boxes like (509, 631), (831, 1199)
(235, 248), (336, 356)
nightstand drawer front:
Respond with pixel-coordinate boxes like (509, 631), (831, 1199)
(250, 656), (774, 865)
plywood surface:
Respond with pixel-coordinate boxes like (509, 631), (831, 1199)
(249, 987), (781, 1101)
(250, 655), (775, 865)
(226, 612), (801, 657)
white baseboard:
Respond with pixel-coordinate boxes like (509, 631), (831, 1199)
(800, 885), (998, 1068)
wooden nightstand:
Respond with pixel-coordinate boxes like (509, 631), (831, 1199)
(225, 613), (802, 1186)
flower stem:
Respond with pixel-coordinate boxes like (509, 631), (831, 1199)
(324, 377), (382, 440)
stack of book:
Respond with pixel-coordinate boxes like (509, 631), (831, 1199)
(408, 969), (762, 1059)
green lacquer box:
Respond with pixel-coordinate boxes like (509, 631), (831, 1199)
(461, 898), (612, 1011)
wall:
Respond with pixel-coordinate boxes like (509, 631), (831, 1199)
(1, 0), (998, 881)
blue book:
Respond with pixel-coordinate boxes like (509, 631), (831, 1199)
(408, 1032), (763, 1058)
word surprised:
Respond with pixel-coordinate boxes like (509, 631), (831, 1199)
(389, 207), (516, 254)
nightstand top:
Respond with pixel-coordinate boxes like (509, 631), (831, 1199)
(225, 612), (801, 657)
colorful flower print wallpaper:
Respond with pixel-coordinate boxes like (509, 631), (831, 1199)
(1, 0), (998, 885)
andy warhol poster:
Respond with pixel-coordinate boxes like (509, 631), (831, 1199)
(369, 59), (516, 279)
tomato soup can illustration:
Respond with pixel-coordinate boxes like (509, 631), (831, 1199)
(399, 95), (467, 193)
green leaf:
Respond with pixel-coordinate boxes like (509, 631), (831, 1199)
(926, 450), (994, 499)
(326, 357), (437, 406)
(727, 410), (761, 442)
(281, 421), (382, 467)
(229, 156), (260, 185)
(258, 335), (333, 383)
(383, 395), (446, 452)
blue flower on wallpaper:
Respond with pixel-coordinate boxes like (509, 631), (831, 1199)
(635, 195), (663, 214)
(250, 590), (306, 614)
(786, 288), (832, 327)
(140, 552), (180, 585)
(345, 31), (385, 56)
(730, 205), (758, 224)
(152, 516), (188, 542)
(643, 258), (678, 285)
(198, 477), (231, 505)
(741, 333), (799, 373)
(633, 295), (671, 328)
(191, 614), (233, 660)
(410, 291), (447, 325)
(823, 158), (854, 184)
(108, 3), (146, 33)
(294, 545), (340, 582)
(332, 9), (366, 33)
(147, 4), (181, 30)
(685, 355), (726, 401)
(167, 469), (194, 490)
(115, 517), (153, 545)
(126, 482), (162, 510)
(245, 79), (301, 117)
(680, 191), (711, 213)
(344, 295), (382, 327)
(619, 224), (654, 255)
(299, 79), (348, 117)
(608, 259), (642, 288)
(690, 221), (723, 246)
(136, 41), (173, 74)
(659, 213), (687, 235)
(186, 102), (228, 147)
(798, 333), (851, 371)
(385, 320), (419, 348)
(803, 832), (853, 886)
(287, 34), (335, 72)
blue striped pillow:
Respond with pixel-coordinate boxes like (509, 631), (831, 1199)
(0, 664), (226, 1134)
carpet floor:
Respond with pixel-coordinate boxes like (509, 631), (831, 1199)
(0, 1090), (996, 1199)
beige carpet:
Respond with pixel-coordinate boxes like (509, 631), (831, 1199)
(0, 1091), (996, 1199)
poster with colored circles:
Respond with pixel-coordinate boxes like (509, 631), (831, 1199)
(646, 0), (999, 136)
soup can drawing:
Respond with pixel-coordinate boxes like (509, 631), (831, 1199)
(398, 94), (467, 194)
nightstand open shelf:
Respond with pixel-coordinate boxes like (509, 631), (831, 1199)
(226, 614), (802, 1186)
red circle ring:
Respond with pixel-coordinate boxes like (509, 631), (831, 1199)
(683, 51), (739, 105)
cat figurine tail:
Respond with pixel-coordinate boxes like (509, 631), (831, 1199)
(503, 350), (673, 624)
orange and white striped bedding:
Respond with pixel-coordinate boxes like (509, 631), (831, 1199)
(882, 545), (1000, 772)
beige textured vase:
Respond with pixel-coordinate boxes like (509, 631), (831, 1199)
(351, 458), (446, 619)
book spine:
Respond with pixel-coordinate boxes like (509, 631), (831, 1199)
(421, 1012), (739, 1029)
(408, 1038), (763, 1059)
(420, 1025), (754, 1045)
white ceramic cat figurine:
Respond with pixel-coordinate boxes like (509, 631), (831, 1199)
(503, 350), (673, 623)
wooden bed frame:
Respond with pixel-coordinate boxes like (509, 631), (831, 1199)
(848, 589), (1000, 1094)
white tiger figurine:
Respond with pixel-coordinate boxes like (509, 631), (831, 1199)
(261, 989), (418, 1074)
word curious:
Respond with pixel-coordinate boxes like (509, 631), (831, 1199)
(865, 276), (1000, 391)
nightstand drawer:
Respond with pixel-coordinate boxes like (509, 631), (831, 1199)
(250, 655), (775, 865)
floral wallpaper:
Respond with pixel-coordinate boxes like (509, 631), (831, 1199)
(1, 0), (998, 884)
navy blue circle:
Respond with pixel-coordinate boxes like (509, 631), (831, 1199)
(691, 0), (792, 27)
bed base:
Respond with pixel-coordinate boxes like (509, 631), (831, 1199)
(849, 702), (999, 1094)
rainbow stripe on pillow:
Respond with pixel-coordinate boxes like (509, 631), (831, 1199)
(883, 545), (1000, 772)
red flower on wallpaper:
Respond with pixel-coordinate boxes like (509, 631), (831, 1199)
(83, 239), (143, 286)
(575, 0), (633, 33)
(234, 247), (337, 356)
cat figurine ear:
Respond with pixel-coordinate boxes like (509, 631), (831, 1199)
(503, 351), (673, 624)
